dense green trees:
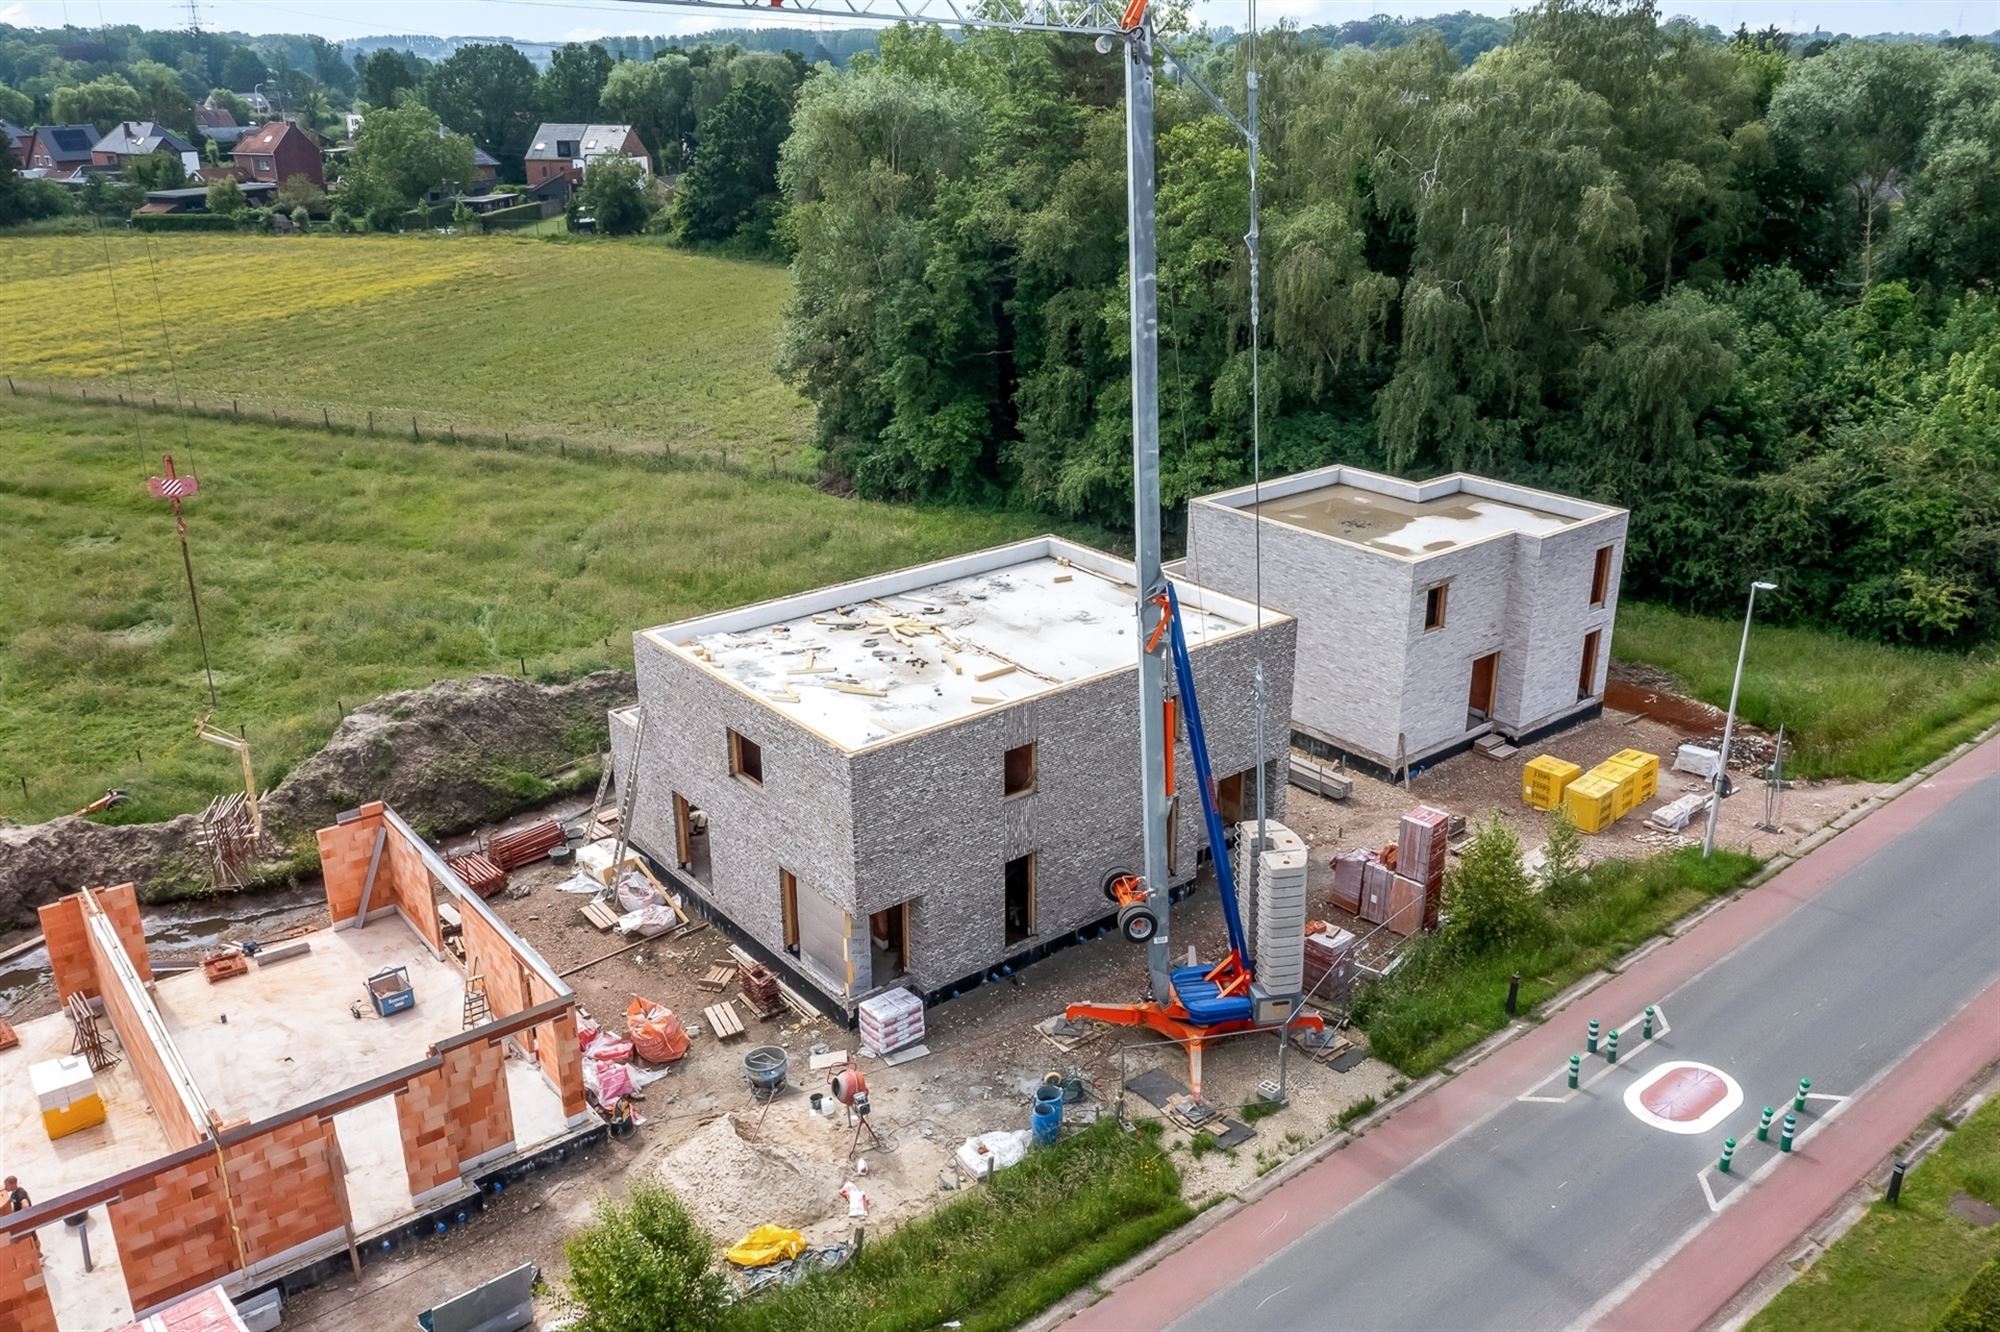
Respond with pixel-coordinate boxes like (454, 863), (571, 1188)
(777, 5), (2000, 645)
(537, 42), (613, 122)
(423, 43), (538, 156)
(343, 103), (475, 219)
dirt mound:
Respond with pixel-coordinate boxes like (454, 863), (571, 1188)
(0, 815), (204, 929)
(656, 1112), (845, 1238)
(0, 671), (634, 926)
(263, 671), (633, 837)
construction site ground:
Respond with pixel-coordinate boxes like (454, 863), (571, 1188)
(0, 672), (1879, 1330)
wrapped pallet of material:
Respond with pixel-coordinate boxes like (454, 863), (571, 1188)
(1359, 859), (1396, 925)
(1563, 773), (1620, 834)
(1398, 806), (1452, 888)
(1521, 756), (1582, 811)
(1384, 875), (1429, 937)
(1302, 925), (1358, 1004)
(1330, 849), (1374, 915)
(858, 986), (926, 1055)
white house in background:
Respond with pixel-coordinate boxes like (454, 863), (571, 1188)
(1184, 465), (1628, 773)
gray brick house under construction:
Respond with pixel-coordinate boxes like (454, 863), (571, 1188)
(1184, 465), (1627, 774)
(610, 536), (1295, 1016)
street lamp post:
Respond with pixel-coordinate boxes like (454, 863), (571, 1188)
(1703, 580), (1779, 858)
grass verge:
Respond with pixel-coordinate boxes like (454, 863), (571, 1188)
(721, 1121), (1192, 1332)
(0, 398), (1095, 824)
(1353, 848), (1761, 1076)
(1615, 602), (2000, 782)
(1748, 1092), (2000, 1332)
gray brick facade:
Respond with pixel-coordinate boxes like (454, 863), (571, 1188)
(610, 538), (1296, 1015)
(1187, 467), (1627, 768)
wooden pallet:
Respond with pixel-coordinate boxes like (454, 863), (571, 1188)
(703, 1001), (746, 1041)
(696, 964), (735, 992)
(581, 899), (620, 932)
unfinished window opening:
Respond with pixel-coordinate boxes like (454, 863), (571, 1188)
(779, 869), (800, 956)
(1005, 854), (1036, 945)
(1425, 583), (1449, 631)
(1003, 742), (1037, 798)
(1578, 630), (1601, 700)
(869, 902), (911, 981)
(1216, 771), (1249, 824)
(728, 729), (763, 787)
(1591, 545), (1614, 606)
(673, 793), (711, 886)
(1468, 651), (1499, 723)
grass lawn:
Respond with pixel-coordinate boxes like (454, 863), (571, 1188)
(1615, 602), (2000, 782)
(1749, 1092), (2000, 1332)
(721, 1121), (1192, 1332)
(0, 232), (809, 462)
(0, 398), (1085, 826)
(1355, 848), (1761, 1076)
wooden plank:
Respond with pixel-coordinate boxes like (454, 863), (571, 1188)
(581, 900), (620, 931)
(354, 826), (388, 926)
(973, 663), (1017, 682)
(728, 944), (759, 969)
(826, 682), (889, 698)
(696, 964), (735, 992)
(775, 978), (820, 1021)
(808, 1050), (851, 1072)
(704, 1001), (746, 1040)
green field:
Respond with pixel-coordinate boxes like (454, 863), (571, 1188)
(1749, 1093), (2000, 1332)
(1615, 602), (2000, 782)
(0, 233), (809, 462)
(0, 399), (1080, 825)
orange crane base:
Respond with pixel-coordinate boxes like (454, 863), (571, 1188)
(1064, 1000), (1325, 1098)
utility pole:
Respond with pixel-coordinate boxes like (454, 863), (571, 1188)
(1702, 580), (1777, 858)
(147, 455), (219, 710)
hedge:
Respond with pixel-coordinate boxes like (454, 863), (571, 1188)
(129, 212), (240, 232)
(1936, 1253), (2000, 1332)
(477, 200), (545, 231)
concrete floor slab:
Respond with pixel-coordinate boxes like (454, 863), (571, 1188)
(334, 1097), (411, 1235)
(36, 1203), (131, 1332)
(153, 919), (467, 1123)
(0, 1009), (172, 1222)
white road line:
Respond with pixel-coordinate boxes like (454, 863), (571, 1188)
(1516, 1005), (1673, 1105)
(1254, 1209), (1289, 1240)
(1254, 1285), (1292, 1311)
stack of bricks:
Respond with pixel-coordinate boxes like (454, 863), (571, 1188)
(0, 1235), (56, 1332)
(738, 964), (783, 1019)
(1388, 806), (1450, 936)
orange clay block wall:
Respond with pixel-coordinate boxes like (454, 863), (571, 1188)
(317, 805), (443, 950)
(394, 1062), (460, 1200)
(109, 1151), (235, 1314)
(440, 1036), (514, 1165)
(455, 900), (584, 1120)
(224, 1116), (346, 1263)
(86, 918), (205, 1150)
(0, 1236), (57, 1332)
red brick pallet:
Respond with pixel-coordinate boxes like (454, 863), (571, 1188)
(447, 851), (509, 899)
(487, 819), (565, 870)
(738, 963), (784, 1019)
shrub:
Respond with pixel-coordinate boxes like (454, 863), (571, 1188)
(1539, 809), (1589, 908)
(328, 207), (350, 232)
(290, 205), (310, 232)
(1936, 1253), (2000, 1332)
(561, 1182), (726, 1332)
(129, 212), (240, 232)
(1444, 816), (1545, 955)
(205, 177), (247, 216)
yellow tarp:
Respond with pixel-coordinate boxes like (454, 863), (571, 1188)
(726, 1224), (808, 1268)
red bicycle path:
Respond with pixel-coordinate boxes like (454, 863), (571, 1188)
(1068, 733), (2000, 1331)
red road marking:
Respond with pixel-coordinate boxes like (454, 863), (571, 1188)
(1641, 1066), (1730, 1122)
(1067, 737), (2000, 1330)
(1602, 972), (2000, 1330)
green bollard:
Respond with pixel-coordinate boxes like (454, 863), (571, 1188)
(1719, 1137), (1737, 1174)
(1781, 1113), (1797, 1152)
(1568, 1054), (1581, 1090)
(1587, 1019), (1600, 1054)
(1606, 1028), (1620, 1064)
(1794, 1077), (1812, 1112)
(1756, 1106), (1775, 1141)
(1643, 1006), (1656, 1040)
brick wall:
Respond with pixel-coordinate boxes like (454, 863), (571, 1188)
(110, 1152), (236, 1313)
(457, 903), (531, 1019)
(0, 1235), (56, 1332)
(439, 1038), (514, 1164)
(87, 916), (206, 1149)
(37, 894), (93, 1002)
(96, 883), (153, 982)
(317, 805), (443, 950)
(394, 1065), (459, 1201)
(224, 1116), (345, 1264)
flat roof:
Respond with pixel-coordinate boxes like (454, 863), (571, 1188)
(645, 537), (1272, 750)
(1198, 465), (1622, 560)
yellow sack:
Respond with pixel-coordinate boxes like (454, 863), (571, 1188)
(725, 1224), (807, 1268)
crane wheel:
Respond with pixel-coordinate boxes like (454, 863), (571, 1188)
(1102, 869), (1141, 904)
(1117, 902), (1159, 944)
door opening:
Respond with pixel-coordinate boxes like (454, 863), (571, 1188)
(1468, 652), (1499, 724)
(779, 869), (800, 956)
(1578, 630), (1601, 700)
(869, 902), (910, 981)
(1004, 854), (1035, 945)
(673, 793), (711, 886)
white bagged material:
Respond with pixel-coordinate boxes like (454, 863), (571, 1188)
(955, 1129), (1032, 1176)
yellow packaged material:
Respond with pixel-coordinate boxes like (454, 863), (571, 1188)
(1563, 773), (1620, 833)
(1521, 756), (1582, 811)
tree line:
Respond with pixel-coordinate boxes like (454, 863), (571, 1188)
(775, 3), (2000, 646)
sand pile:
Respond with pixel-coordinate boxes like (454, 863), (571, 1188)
(657, 1111), (845, 1238)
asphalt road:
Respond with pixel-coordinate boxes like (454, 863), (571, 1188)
(1160, 758), (2000, 1332)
